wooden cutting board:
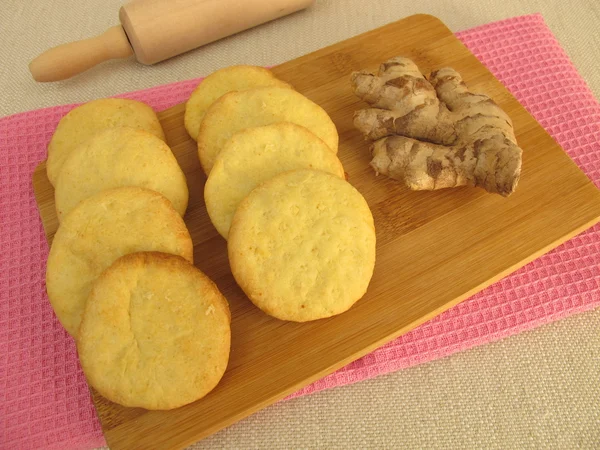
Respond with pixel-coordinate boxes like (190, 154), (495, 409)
(32, 13), (600, 450)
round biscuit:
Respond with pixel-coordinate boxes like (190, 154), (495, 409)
(46, 187), (193, 337)
(228, 169), (376, 322)
(78, 252), (230, 410)
(46, 98), (165, 186)
(184, 65), (290, 141)
(205, 122), (345, 239)
(55, 127), (188, 221)
(197, 87), (339, 174)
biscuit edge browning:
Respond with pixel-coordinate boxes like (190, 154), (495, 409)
(78, 251), (231, 410)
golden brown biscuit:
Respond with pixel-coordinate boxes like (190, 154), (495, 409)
(46, 98), (164, 185)
(55, 127), (188, 221)
(184, 65), (290, 141)
(78, 252), (230, 410)
(228, 169), (376, 322)
(197, 87), (339, 174)
(46, 187), (193, 336)
(205, 122), (345, 239)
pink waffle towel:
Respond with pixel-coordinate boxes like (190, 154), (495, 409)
(1, 13), (599, 450)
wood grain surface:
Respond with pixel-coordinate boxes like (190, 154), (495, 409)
(32, 14), (600, 450)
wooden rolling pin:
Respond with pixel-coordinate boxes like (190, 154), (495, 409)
(29, 0), (315, 82)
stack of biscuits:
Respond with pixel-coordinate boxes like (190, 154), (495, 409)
(45, 65), (377, 411)
(186, 66), (376, 323)
(45, 99), (230, 410)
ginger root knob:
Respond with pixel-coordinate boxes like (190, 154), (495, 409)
(351, 56), (522, 196)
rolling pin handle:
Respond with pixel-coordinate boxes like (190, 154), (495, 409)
(28, 26), (134, 82)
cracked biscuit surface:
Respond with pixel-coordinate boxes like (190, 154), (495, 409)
(78, 252), (230, 410)
(46, 187), (193, 337)
(228, 169), (376, 322)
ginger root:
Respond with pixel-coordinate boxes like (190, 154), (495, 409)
(351, 56), (522, 196)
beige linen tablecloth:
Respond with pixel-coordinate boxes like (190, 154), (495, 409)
(1, 1), (599, 448)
